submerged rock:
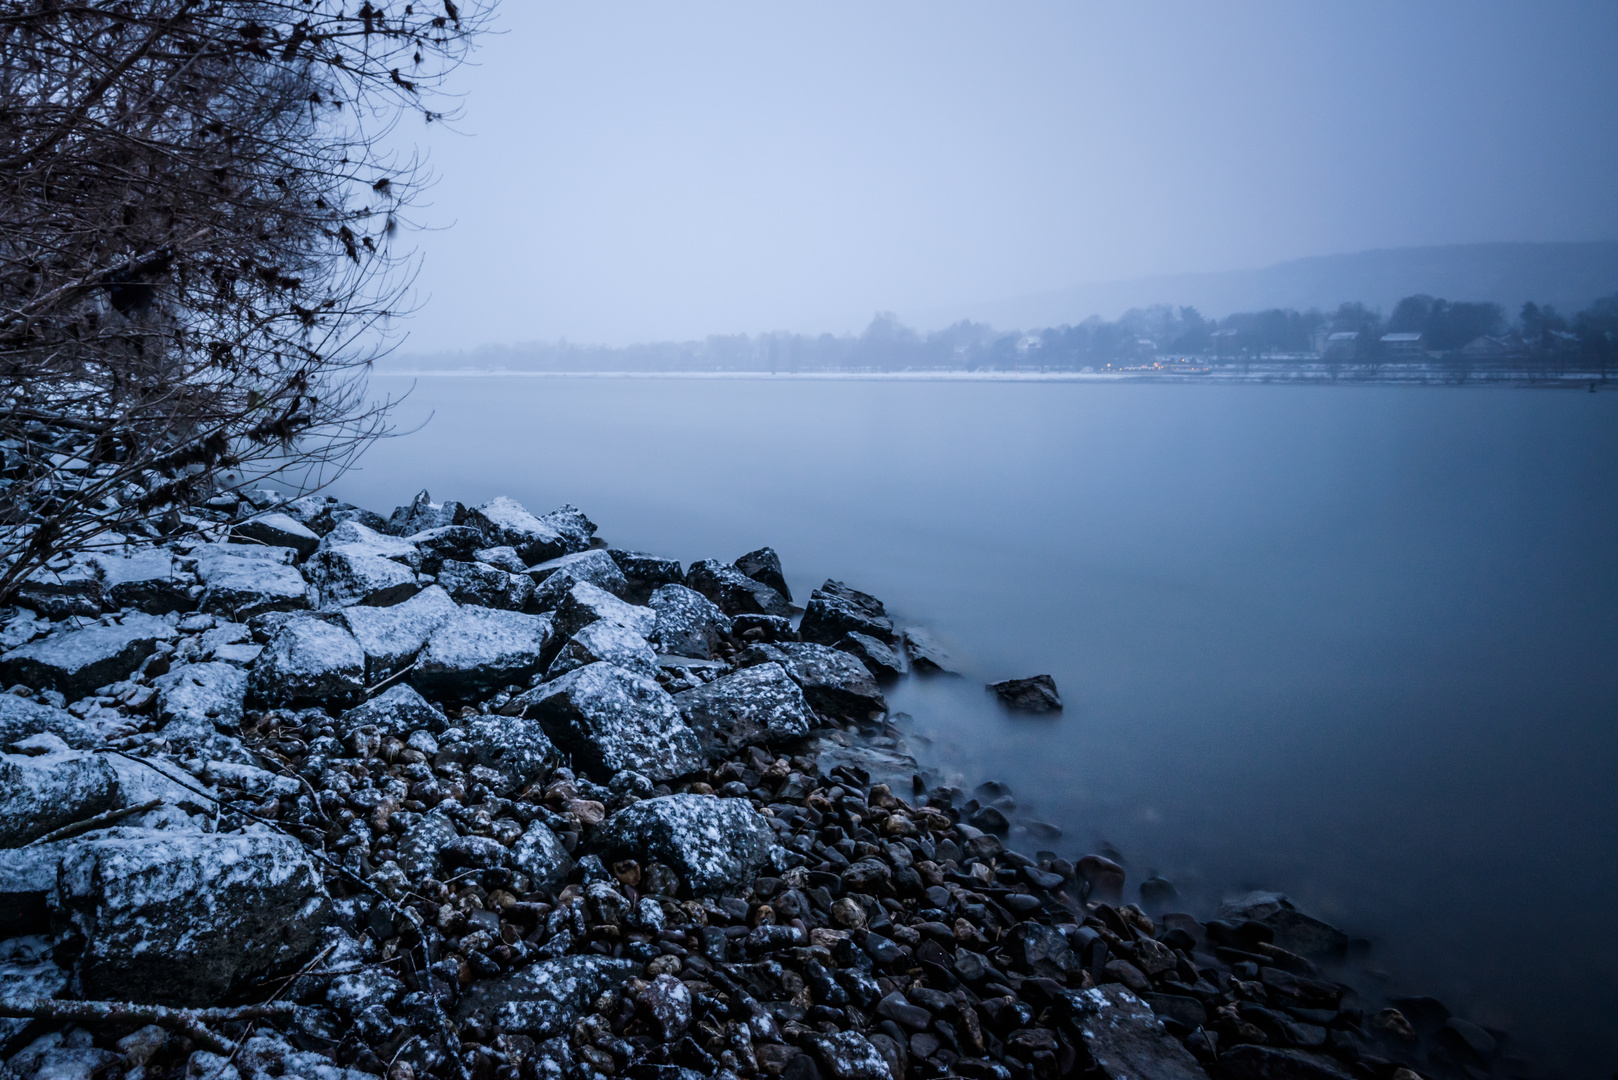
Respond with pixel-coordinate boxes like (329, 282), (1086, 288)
(514, 662), (701, 783)
(901, 627), (959, 675)
(988, 674), (1062, 712)
(1215, 891), (1350, 959)
(593, 793), (777, 895)
(1064, 985), (1205, 1079)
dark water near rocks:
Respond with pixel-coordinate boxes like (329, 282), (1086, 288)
(337, 375), (1618, 1076)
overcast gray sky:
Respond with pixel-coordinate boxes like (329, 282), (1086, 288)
(393, 1), (1618, 349)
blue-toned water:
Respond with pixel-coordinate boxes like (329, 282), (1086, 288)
(334, 376), (1618, 1075)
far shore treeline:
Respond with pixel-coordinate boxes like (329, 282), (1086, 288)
(392, 293), (1618, 377)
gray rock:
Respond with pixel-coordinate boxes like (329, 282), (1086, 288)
(901, 627), (959, 675)
(196, 551), (311, 619)
(341, 585), (460, 680)
(456, 955), (641, 1039)
(513, 663), (702, 783)
(740, 641), (886, 721)
(684, 559), (790, 617)
(1214, 892), (1350, 959)
(647, 584), (732, 660)
(397, 807), (459, 879)
(414, 607), (554, 700)
(0, 610), (49, 651)
(546, 620), (659, 681)
(593, 793), (777, 895)
(306, 522), (421, 608)
(835, 632), (906, 679)
(94, 549), (194, 615)
(606, 550), (684, 604)
(802, 1031), (892, 1080)
(1064, 985), (1205, 1080)
(674, 662), (812, 755)
(637, 972), (694, 1042)
(248, 616), (365, 707)
(734, 547), (792, 602)
(0, 613), (177, 700)
(437, 715), (559, 796)
(528, 549), (629, 597)
(153, 661), (248, 733)
(53, 826), (329, 1006)
(230, 512), (321, 557)
(551, 581), (657, 643)
(511, 820), (574, 890)
(437, 559), (533, 610)
(474, 545), (529, 574)
(467, 497), (595, 564)
(388, 489), (467, 535)
(16, 556), (106, 617)
(1212, 1045), (1355, 1080)
(0, 692), (108, 750)
(988, 674), (1061, 712)
(337, 683), (446, 739)
(278, 494), (345, 536)
(406, 524), (485, 573)
(0, 745), (120, 846)
(798, 580), (897, 647)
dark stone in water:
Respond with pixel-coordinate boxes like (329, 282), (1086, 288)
(987, 675), (1062, 713)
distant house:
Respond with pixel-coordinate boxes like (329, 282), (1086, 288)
(1322, 331), (1359, 361)
(1459, 333), (1526, 361)
(1380, 332), (1425, 359)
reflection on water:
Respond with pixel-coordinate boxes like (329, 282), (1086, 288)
(334, 376), (1618, 1075)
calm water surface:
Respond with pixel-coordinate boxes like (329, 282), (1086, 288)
(334, 377), (1618, 1076)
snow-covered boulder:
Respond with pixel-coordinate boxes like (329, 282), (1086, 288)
(0, 743), (121, 846)
(545, 620), (659, 681)
(0, 613), (177, 700)
(436, 559), (533, 610)
(93, 548), (194, 615)
(550, 581), (656, 644)
(230, 512), (321, 558)
(340, 584), (459, 680)
(739, 641), (886, 721)
(684, 559), (790, 618)
(436, 715), (559, 797)
(513, 663), (701, 783)
(467, 497), (595, 564)
(248, 616), (365, 707)
(336, 683), (446, 740)
(305, 521), (421, 608)
(674, 661), (812, 755)
(593, 794), (778, 895)
(647, 584), (732, 659)
(413, 607), (553, 700)
(195, 548), (311, 620)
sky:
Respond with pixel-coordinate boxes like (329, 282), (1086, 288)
(389, 1), (1618, 350)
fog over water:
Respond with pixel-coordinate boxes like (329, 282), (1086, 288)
(334, 376), (1618, 1076)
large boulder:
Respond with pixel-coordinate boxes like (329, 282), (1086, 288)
(406, 524), (485, 573)
(674, 662), (812, 755)
(0, 693), (106, 750)
(551, 581), (656, 643)
(152, 661), (248, 736)
(230, 512), (320, 558)
(593, 794), (778, 895)
(734, 547), (792, 602)
(512, 663), (702, 783)
(740, 642), (886, 721)
(546, 620), (659, 681)
(467, 497), (595, 564)
(437, 559), (533, 610)
(684, 559), (789, 617)
(53, 827), (329, 1006)
(1061, 985), (1205, 1080)
(337, 683), (446, 740)
(195, 548), (311, 619)
(605, 550), (683, 604)
(305, 522), (421, 608)
(798, 580), (897, 646)
(647, 584), (732, 659)
(93, 549), (194, 615)
(835, 632), (906, 679)
(436, 715), (559, 797)
(388, 489), (467, 535)
(341, 585), (460, 680)
(248, 616), (365, 707)
(527, 550), (629, 600)
(15, 556), (105, 617)
(0, 613), (177, 700)
(0, 744), (121, 846)
(456, 955), (642, 1039)
(413, 607), (553, 700)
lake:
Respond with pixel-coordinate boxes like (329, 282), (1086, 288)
(334, 375), (1618, 1076)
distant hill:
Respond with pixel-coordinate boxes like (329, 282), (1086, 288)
(917, 242), (1618, 331)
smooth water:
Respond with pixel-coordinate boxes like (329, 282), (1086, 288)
(334, 376), (1618, 1076)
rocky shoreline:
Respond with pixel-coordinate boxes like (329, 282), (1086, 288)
(0, 490), (1533, 1080)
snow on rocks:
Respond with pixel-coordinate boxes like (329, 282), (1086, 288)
(527, 549), (630, 603)
(336, 683), (446, 740)
(593, 793), (777, 895)
(229, 511), (321, 557)
(92, 548), (194, 615)
(550, 581), (657, 643)
(456, 955), (641, 1039)
(436, 558), (533, 610)
(673, 661), (812, 755)
(340, 584), (459, 680)
(1064, 985), (1208, 1080)
(193, 546), (312, 619)
(606, 549), (684, 603)
(466, 496), (595, 564)
(151, 661), (247, 748)
(388, 488), (467, 535)
(435, 715), (559, 797)
(16, 555), (106, 617)
(0, 691), (108, 749)
(0, 742), (120, 845)
(413, 606), (553, 700)
(513, 662), (703, 783)
(546, 619), (660, 681)
(510, 819), (574, 890)
(305, 521), (422, 608)
(738, 641), (886, 721)
(647, 583), (732, 660)
(406, 524), (484, 572)
(683, 558), (790, 617)
(53, 826), (329, 1005)
(0, 613), (177, 700)
(247, 615), (365, 707)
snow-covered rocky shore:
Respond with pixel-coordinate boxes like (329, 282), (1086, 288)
(0, 490), (1522, 1080)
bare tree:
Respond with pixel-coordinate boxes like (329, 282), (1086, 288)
(0, 1), (493, 602)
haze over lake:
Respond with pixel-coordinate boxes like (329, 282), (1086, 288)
(333, 375), (1618, 1075)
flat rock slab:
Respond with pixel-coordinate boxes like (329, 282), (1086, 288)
(341, 585), (460, 680)
(248, 616), (365, 707)
(16, 557), (105, 617)
(810, 736), (919, 794)
(684, 559), (790, 617)
(53, 826), (329, 1006)
(1064, 985), (1205, 1080)
(528, 549), (628, 596)
(93, 549), (193, 615)
(196, 552), (311, 620)
(593, 793), (777, 895)
(551, 581), (657, 643)
(306, 549), (419, 609)
(0, 613), (177, 700)
(674, 661), (812, 755)
(413, 606), (553, 700)
(457, 955), (641, 1039)
(514, 662), (701, 783)
(988, 674), (1062, 713)
(647, 584), (731, 660)
(0, 692), (108, 750)
(230, 512), (320, 557)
